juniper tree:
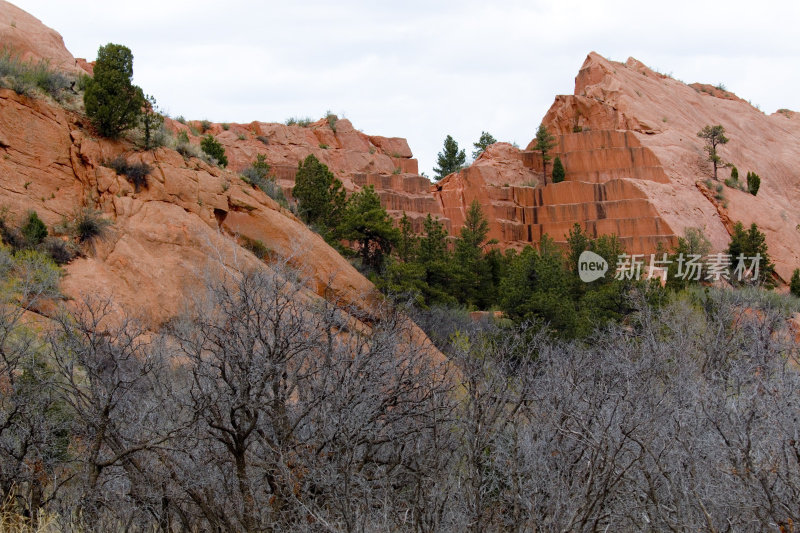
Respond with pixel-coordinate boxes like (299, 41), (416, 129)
(84, 44), (144, 138)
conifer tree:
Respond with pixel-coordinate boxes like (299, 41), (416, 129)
(200, 134), (228, 167)
(697, 125), (729, 180)
(552, 156), (565, 183)
(292, 154), (347, 236)
(84, 43), (144, 138)
(337, 185), (399, 271)
(433, 135), (466, 180)
(472, 131), (497, 159)
(746, 171), (760, 196)
(533, 124), (557, 184)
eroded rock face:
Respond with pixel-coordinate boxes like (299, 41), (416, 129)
(0, 88), (378, 328)
(168, 116), (447, 233)
(542, 52), (800, 281)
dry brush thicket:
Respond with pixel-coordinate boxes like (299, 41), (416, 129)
(1, 256), (800, 532)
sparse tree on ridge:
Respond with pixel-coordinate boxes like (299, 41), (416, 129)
(472, 131), (497, 159)
(434, 135), (466, 180)
(533, 124), (557, 184)
(697, 124), (729, 180)
(84, 43), (144, 138)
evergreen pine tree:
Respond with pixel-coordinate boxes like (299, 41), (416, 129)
(292, 154), (347, 237)
(21, 211), (47, 247)
(433, 135), (466, 180)
(472, 131), (497, 159)
(454, 200), (495, 307)
(141, 94), (164, 150)
(396, 213), (417, 263)
(532, 124), (557, 184)
(337, 185), (399, 272)
(697, 125), (729, 180)
(552, 156), (565, 183)
(727, 221), (774, 285)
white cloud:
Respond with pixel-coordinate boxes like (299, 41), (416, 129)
(12, 0), (800, 174)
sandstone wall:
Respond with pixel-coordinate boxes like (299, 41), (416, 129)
(541, 52), (800, 282)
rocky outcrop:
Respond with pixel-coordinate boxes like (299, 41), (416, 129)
(0, 88), (378, 328)
(0, 0), (90, 74)
(542, 52), (800, 281)
(431, 52), (800, 283)
(168, 116), (450, 233)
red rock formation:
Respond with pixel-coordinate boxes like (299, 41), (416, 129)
(542, 52), (800, 281)
(0, 0), (87, 74)
(5, 0), (799, 287)
(0, 88), (387, 327)
(166, 115), (449, 233)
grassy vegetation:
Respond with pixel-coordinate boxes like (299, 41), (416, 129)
(0, 48), (71, 101)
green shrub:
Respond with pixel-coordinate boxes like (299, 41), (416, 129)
(241, 155), (288, 208)
(325, 110), (338, 132)
(286, 117), (312, 127)
(20, 211), (47, 247)
(200, 134), (227, 167)
(221, 123), (230, 131)
(200, 119), (212, 133)
(83, 43), (145, 138)
(746, 171), (760, 196)
(176, 115), (186, 124)
(139, 94), (165, 150)
(0, 48), (71, 99)
(724, 177), (739, 189)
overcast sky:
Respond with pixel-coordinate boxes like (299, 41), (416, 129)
(12, 0), (800, 174)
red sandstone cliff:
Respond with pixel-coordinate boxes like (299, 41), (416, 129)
(3, 0), (799, 289)
(540, 52), (800, 281)
(0, 1), (388, 331)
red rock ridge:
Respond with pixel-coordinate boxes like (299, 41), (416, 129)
(542, 52), (800, 281)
